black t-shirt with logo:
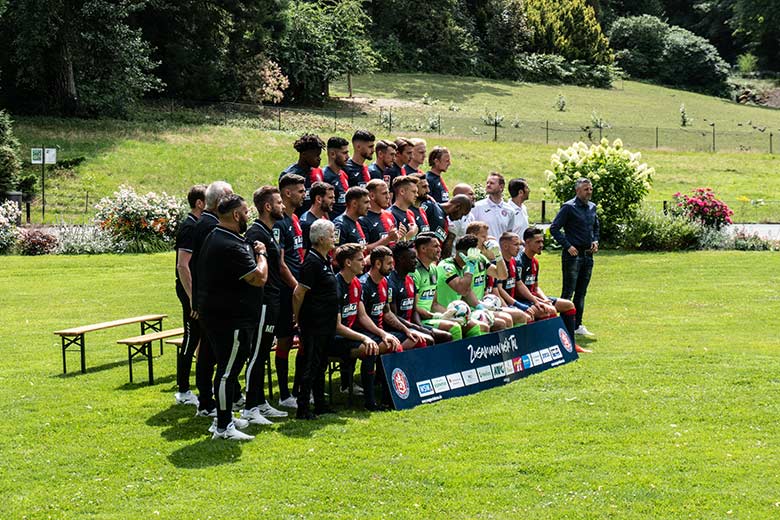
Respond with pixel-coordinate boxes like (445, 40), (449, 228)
(299, 249), (339, 332)
(334, 213), (367, 246)
(245, 219), (282, 302)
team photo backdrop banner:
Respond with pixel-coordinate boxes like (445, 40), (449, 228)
(381, 317), (579, 410)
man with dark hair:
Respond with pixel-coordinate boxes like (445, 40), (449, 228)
(390, 176), (420, 240)
(426, 146), (451, 203)
(359, 246), (429, 351)
(494, 232), (537, 317)
(334, 186), (369, 247)
(508, 178), (530, 240)
(471, 172), (515, 240)
(360, 179), (403, 253)
(549, 178), (599, 338)
(344, 130), (375, 188)
(370, 140), (397, 183)
(174, 184), (206, 407)
(387, 137), (412, 184)
(421, 193), (473, 258)
(274, 173), (307, 409)
(280, 133), (325, 216)
(323, 136), (351, 219)
(241, 186), (289, 425)
(300, 181), (334, 250)
(387, 242), (446, 344)
(410, 173), (431, 234)
(518, 227), (587, 353)
(403, 138), (426, 175)
(196, 194), (268, 440)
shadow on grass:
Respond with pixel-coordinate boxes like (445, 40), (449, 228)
(115, 373), (176, 391)
(275, 413), (349, 439)
(53, 359), (129, 379)
(168, 438), (245, 468)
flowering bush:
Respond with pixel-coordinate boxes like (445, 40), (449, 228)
(55, 224), (127, 255)
(94, 185), (185, 253)
(672, 187), (733, 230)
(546, 138), (654, 243)
(17, 228), (58, 256)
(0, 199), (21, 253)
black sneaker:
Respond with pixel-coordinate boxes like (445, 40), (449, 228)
(313, 406), (337, 416)
(296, 409), (317, 420)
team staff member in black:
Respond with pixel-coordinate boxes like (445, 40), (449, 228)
(549, 177), (600, 338)
(292, 219), (339, 419)
(189, 180), (235, 417)
(242, 186), (290, 424)
(196, 194), (268, 441)
(343, 130), (375, 188)
(279, 133), (325, 216)
(334, 186), (369, 247)
(300, 181), (334, 250)
(174, 184), (206, 407)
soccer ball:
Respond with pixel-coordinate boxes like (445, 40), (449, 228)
(481, 294), (503, 311)
(472, 309), (495, 327)
(447, 300), (471, 322)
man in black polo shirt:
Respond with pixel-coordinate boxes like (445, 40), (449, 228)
(369, 140), (397, 183)
(300, 181), (334, 251)
(334, 186), (369, 247)
(343, 130), (375, 188)
(174, 184), (205, 407)
(390, 176), (420, 240)
(323, 136), (351, 219)
(242, 186), (290, 424)
(426, 146), (451, 203)
(279, 133), (325, 216)
(292, 219), (339, 419)
(196, 194), (268, 440)
(550, 178), (600, 338)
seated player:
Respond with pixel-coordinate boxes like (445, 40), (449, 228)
(493, 232), (542, 320)
(359, 246), (431, 350)
(387, 241), (452, 344)
(518, 227), (588, 353)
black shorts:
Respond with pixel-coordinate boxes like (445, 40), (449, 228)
(329, 336), (361, 359)
(276, 286), (295, 338)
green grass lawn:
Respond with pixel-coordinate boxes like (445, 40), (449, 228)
(1, 251), (779, 518)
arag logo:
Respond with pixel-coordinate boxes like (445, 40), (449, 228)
(559, 328), (573, 353)
(392, 368), (410, 399)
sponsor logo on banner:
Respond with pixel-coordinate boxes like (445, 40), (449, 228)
(559, 328), (573, 353)
(461, 369), (479, 386)
(549, 345), (563, 360)
(531, 351), (543, 366)
(446, 373), (465, 389)
(467, 335), (518, 364)
(391, 368), (410, 399)
(432, 377), (450, 393)
(522, 354), (533, 369)
(540, 348), (553, 363)
(476, 365), (493, 382)
(416, 380), (434, 397)
(504, 359), (515, 375)
(491, 362), (506, 378)
(513, 357), (524, 373)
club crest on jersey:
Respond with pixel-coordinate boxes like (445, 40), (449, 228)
(273, 228), (280, 244)
(392, 368), (410, 399)
(559, 328), (573, 353)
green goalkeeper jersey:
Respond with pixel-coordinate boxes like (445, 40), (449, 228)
(435, 255), (489, 308)
(412, 260), (437, 312)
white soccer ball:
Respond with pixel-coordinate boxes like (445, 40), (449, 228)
(447, 300), (471, 322)
(481, 294), (503, 311)
(472, 309), (495, 327)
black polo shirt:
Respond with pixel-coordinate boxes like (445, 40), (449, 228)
(175, 212), (198, 281)
(299, 249), (339, 332)
(343, 158), (371, 188)
(245, 219), (282, 302)
(188, 210), (219, 312)
(300, 210), (327, 251)
(280, 163), (324, 216)
(196, 226), (260, 328)
(420, 198), (448, 242)
(334, 213), (366, 246)
(274, 213), (304, 280)
(360, 273), (388, 329)
(360, 209), (397, 245)
(323, 165), (349, 219)
(426, 171), (450, 203)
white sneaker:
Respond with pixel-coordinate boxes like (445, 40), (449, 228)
(232, 394), (246, 411)
(574, 325), (595, 337)
(258, 401), (288, 418)
(212, 422), (254, 441)
(195, 407), (216, 418)
(174, 390), (199, 406)
(278, 396), (298, 409)
(209, 416), (251, 433)
(340, 383), (364, 396)
(241, 406), (273, 425)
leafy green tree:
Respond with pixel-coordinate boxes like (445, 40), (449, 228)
(731, 0), (780, 70)
(609, 15), (670, 78)
(658, 26), (730, 96)
(0, 110), (21, 194)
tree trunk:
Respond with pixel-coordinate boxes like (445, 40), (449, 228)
(53, 37), (78, 115)
(347, 72), (353, 98)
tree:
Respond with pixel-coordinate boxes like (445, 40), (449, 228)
(0, 110), (21, 194)
(731, 0), (780, 70)
(609, 15), (670, 78)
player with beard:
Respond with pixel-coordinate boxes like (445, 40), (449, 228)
(274, 173), (307, 409)
(334, 187), (369, 247)
(323, 136), (351, 219)
(494, 231), (538, 319)
(387, 242), (449, 344)
(196, 195), (267, 440)
(471, 172), (515, 240)
(279, 134), (325, 216)
(409, 173), (431, 234)
(343, 130), (375, 188)
(360, 179), (404, 254)
(369, 140), (397, 183)
(426, 146), (451, 203)
(240, 187), (290, 425)
(300, 181), (334, 251)
(389, 176), (420, 240)
(386, 137), (412, 185)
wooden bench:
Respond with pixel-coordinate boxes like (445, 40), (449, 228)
(54, 314), (167, 374)
(117, 327), (184, 384)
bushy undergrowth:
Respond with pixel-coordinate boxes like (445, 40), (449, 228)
(0, 199), (21, 254)
(620, 208), (701, 251)
(55, 224), (127, 255)
(16, 228), (58, 255)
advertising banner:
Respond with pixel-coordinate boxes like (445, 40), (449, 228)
(381, 317), (579, 410)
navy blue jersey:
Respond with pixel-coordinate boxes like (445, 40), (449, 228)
(323, 165), (349, 219)
(299, 210), (327, 251)
(359, 273), (389, 329)
(386, 163), (404, 185)
(420, 198), (448, 242)
(360, 209), (397, 245)
(343, 158), (371, 188)
(334, 213), (366, 246)
(387, 270), (416, 322)
(245, 219), (282, 301)
(390, 205), (417, 234)
(426, 171), (450, 203)
(410, 206), (430, 234)
(337, 273), (362, 328)
(368, 162), (386, 181)
(279, 163), (324, 216)
(274, 213), (304, 280)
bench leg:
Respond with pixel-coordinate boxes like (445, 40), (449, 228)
(79, 335), (86, 374)
(141, 319), (164, 356)
(61, 335), (86, 375)
(128, 345), (134, 383)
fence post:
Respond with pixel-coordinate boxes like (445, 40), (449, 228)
(389, 109), (393, 134)
(438, 114), (442, 136)
(277, 108), (282, 131)
(711, 124), (716, 152)
(25, 202), (31, 224)
(546, 120), (549, 144)
(655, 126), (659, 149)
(598, 126), (602, 141)
(351, 106), (355, 125)
(541, 200), (546, 223)
(85, 192), (89, 213)
(663, 200), (668, 215)
(333, 110), (337, 132)
(493, 112), (498, 142)
(770, 132), (774, 154)
(379, 107), (383, 126)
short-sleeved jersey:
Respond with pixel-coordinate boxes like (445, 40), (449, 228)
(497, 256), (522, 300)
(299, 249), (338, 331)
(188, 211), (219, 311)
(410, 205), (430, 234)
(175, 212), (198, 280)
(274, 213), (305, 280)
(299, 209), (327, 251)
(387, 270), (416, 322)
(343, 158), (371, 188)
(420, 198), (448, 242)
(360, 209), (397, 246)
(360, 273), (388, 329)
(334, 213), (366, 246)
(323, 165), (349, 219)
(390, 205), (417, 235)
(337, 273), (362, 328)
(426, 171), (450, 203)
(435, 255), (489, 307)
(368, 162), (386, 181)
(386, 163), (404, 185)
(402, 164), (422, 176)
(280, 163), (324, 216)
(519, 253), (540, 296)
(245, 219), (282, 302)
(412, 261), (438, 313)
(196, 226), (260, 327)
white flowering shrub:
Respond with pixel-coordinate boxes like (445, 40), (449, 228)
(0, 199), (21, 254)
(55, 224), (127, 255)
(545, 138), (654, 242)
(94, 185), (186, 253)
